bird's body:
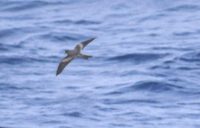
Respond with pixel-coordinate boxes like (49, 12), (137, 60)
(56, 38), (95, 76)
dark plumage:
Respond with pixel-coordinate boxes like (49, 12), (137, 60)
(56, 38), (95, 76)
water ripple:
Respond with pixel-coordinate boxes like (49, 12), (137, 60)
(166, 4), (200, 12)
(108, 53), (169, 63)
(0, 55), (52, 65)
(0, 1), (47, 12)
(179, 51), (200, 62)
(132, 81), (184, 92)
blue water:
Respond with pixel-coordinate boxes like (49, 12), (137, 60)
(0, 0), (200, 128)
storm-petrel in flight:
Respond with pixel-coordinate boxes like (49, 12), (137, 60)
(56, 38), (95, 76)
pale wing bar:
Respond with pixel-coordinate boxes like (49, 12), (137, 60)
(56, 56), (73, 76)
(81, 37), (96, 49)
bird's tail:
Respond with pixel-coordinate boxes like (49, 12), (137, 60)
(78, 53), (92, 59)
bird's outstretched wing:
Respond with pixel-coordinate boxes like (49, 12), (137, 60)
(75, 38), (96, 51)
(56, 56), (73, 76)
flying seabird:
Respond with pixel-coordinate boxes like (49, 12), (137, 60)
(56, 38), (96, 76)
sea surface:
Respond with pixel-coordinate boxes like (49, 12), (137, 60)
(0, 0), (200, 128)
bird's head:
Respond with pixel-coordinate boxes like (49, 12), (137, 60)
(64, 50), (69, 54)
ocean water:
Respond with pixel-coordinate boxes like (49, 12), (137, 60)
(0, 0), (200, 128)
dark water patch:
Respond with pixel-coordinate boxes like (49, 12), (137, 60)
(0, 28), (18, 39)
(0, 27), (35, 40)
(54, 19), (101, 26)
(111, 123), (132, 128)
(0, 127), (11, 128)
(64, 86), (79, 90)
(112, 2), (129, 10)
(150, 65), (171, 70)
(147, 33), (159, 37)
(163, 59), (175, 65)
(196, 29), (200, 34)
(42, 120), (63, 126)
(102, 98), (159, 105)
(138, 13), (167, 23)
(0, 56), (50, 65)
(0, 82), (30, 91)
(179, 52), (200, 62)
(0, 44), (9, 51)
(94, 105), (118, 112)
(147, 72), (168, 78)
(0, 43), (22, 52)
(47, 55), (60, 60)
(104, 90), (124, 96)
(178, 102), (200, 106)
(62, 112), (83, 118)
(109, 27), (142, 33)
(133, 81), (183, 92)
(120, 70), (148, 77)
(75, 20), (101, 25)
(149, 60), (173, 70)
(115, 81), (184, 94)
(173, 32), (192, 36)
(0, 83), (19, 91)
(0, 1), (48, 12)
(108, 53), (168, 64)
(166, 4), (200, 12)
(172, 31), (199, 37)
(152, 46), (193, 51)
(103, 80), (185, 97)
(106, 12), (131, 19)
(39, 32), (83, 42)
(150, 57), (179, 70)
(176, 66), (200, 71)
(53, 19), (75, 25)
(24, 97), (58, 106)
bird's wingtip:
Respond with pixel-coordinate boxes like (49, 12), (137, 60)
(91, 37), (97, 40)
(88, 37), (96, 41)
(56, 71), (60, 76)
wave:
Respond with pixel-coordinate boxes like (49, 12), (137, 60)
(0, 55), (54, 65)
(62, 111), (82, 118)
(0, 28), (22, 39)
(38, 32), (85, 42)
(0, 27), (36, 43)
(53, 19), (101, 26)
(138, 13), (167, 23)
(166, 4), (200, 12)
(104, 81), (184, 96)
(108, 53), (169, 63)
(102, 98), (159, 105)
(0, 1), (47, 12)
(132, 81), (184, 92)
(74, 20), (101, 25)
(0, 82), (31, 91)
(0, 44), (22, 52)
(179, 51), (200, 62)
